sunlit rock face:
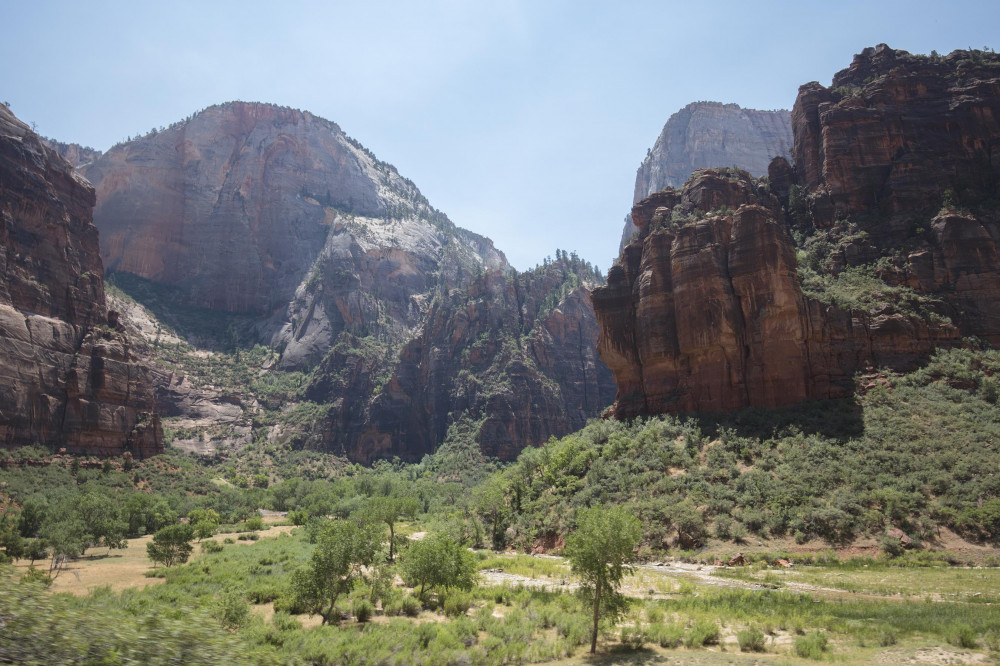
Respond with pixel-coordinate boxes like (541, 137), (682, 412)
(78, 101), (613, 462)
(0, 104), (161, 457)
(597, 45), (1000, 418)
(621, 102), (792, 250)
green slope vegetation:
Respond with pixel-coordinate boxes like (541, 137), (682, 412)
(483, 345), (1000, 555)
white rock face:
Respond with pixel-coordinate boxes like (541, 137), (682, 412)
(622, 102), (793, 249)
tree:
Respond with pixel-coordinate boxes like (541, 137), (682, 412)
(76, 492), (127, 553)
(565, 505), (642, 654)
(146, 524), (194, 567)
(289, 520), (381, 624)
(400, 534), (477, 600)
(188, 508), (220, 541)
(473, 476), (510, 550)
(40, 517), (90, 577)
(361, 495), (418, 561)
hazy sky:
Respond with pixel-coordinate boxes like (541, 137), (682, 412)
(3, 0), (997, 270)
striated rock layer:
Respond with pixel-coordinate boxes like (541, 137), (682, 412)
(305, 260), (616, 462)
(596, 45), (1000, 418)
(622, 103), (792, 249)
(595, 169), (958, 417)
(74, 101), (611, 461)
(0, 105), (162, 456)
(83, 102), (504, 318)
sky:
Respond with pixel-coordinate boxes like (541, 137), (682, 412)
(2, 0), (998, 271)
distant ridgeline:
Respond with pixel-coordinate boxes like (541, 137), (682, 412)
(41, 101), (615, 461)
(595, 45), (1000, 418)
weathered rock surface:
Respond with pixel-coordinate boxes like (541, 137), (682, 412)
(596, 45), (1000, 418)
(623, 103), (792, 249)
(305, 260), (616, 462)
(67, 101), (609, 462)
(0, 105), (162, 456)
(594, 169), (959, 418)
(83, 101), (504, 318)
(792, 45), (1000, 226)
(40, 138), (103, 168)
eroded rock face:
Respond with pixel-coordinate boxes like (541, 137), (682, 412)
(74, 101), (610, 462)
(305, 261), (616, 462)
(0, 105), (162, 456)
(596, 45), (1000, 418)
(792, 45), (1000, 226)
(84, 101), (504, 317)
(593, 170), (959, 418)
(623, 103), (793, 249)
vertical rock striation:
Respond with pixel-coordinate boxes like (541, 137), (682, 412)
(596, 45), (1000, 418)
(0, 105), (162, 456)
(623, 103), (792, 249)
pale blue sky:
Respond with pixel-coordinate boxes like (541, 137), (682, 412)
(3, 0), (997, 270)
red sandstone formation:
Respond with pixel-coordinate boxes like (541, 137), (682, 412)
(0, 105), (162, 456)
(595, 45), (1000, 418)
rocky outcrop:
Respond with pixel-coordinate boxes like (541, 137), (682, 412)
(67, 101), (609, 462)
(789, 44), (1000, 343)
(594, 169), (959, 418)
(792, 45), (1000, 227)
(0, 105), (162, 456)
(40, 138), (103, 168)
(623, 103), (792, 248)
(596, 45), (1000, 418)
(305, 260), (616, 462)
(83, 102), (504, 318)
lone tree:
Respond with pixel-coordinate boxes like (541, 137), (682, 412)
(565, 505), (642, 654)
(361, 495), (418, 561)
(289, 520), (381, 624)
(147, 524), (195, 567)
(400, 534), (477, 600)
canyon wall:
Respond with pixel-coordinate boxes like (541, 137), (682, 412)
(0, 105), (162, 456)
(595, 46), (999, 418)
(622, 102), (792, 249)
(76, 102), (611, 461)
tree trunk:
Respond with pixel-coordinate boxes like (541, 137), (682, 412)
(389, 522), (395, 561)
(591, 584), (601, 654)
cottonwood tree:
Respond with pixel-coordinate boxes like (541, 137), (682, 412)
(400, 534), (477, 600)
(565, 505), (642, 654)
(361, 495), (418, 561)
(289, 520), (381, 624)
(146, 524), (195, 567)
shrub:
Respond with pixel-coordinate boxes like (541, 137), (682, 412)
(947, 624), (978, 649)
(737, 626), (767, 652)
(272, 612), (300, 632)
(794, 632), (829, 659)
(213, 587), (250, 630)
(401, 594), (421, 617)
(443, 592), (473, 617)
(685, 620), (720, 648)
(352, 598), (374, 623)
(201, 540), (224, 554)
(651, 623), (685, 648)
(619, 624), (648, 650)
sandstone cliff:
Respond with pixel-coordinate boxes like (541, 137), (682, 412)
(622, 103), (793, 249)
(303, 259), (615, 461)
(73, 101), (610, 462)
(83, 102), (505, 318)
(595, 45), (1000, 418)
(0, 105), (162, 456)
(40, 138), (103, 168)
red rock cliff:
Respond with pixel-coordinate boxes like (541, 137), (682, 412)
(0, 105), (162, 456)
(595, 45), (1000, 418)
